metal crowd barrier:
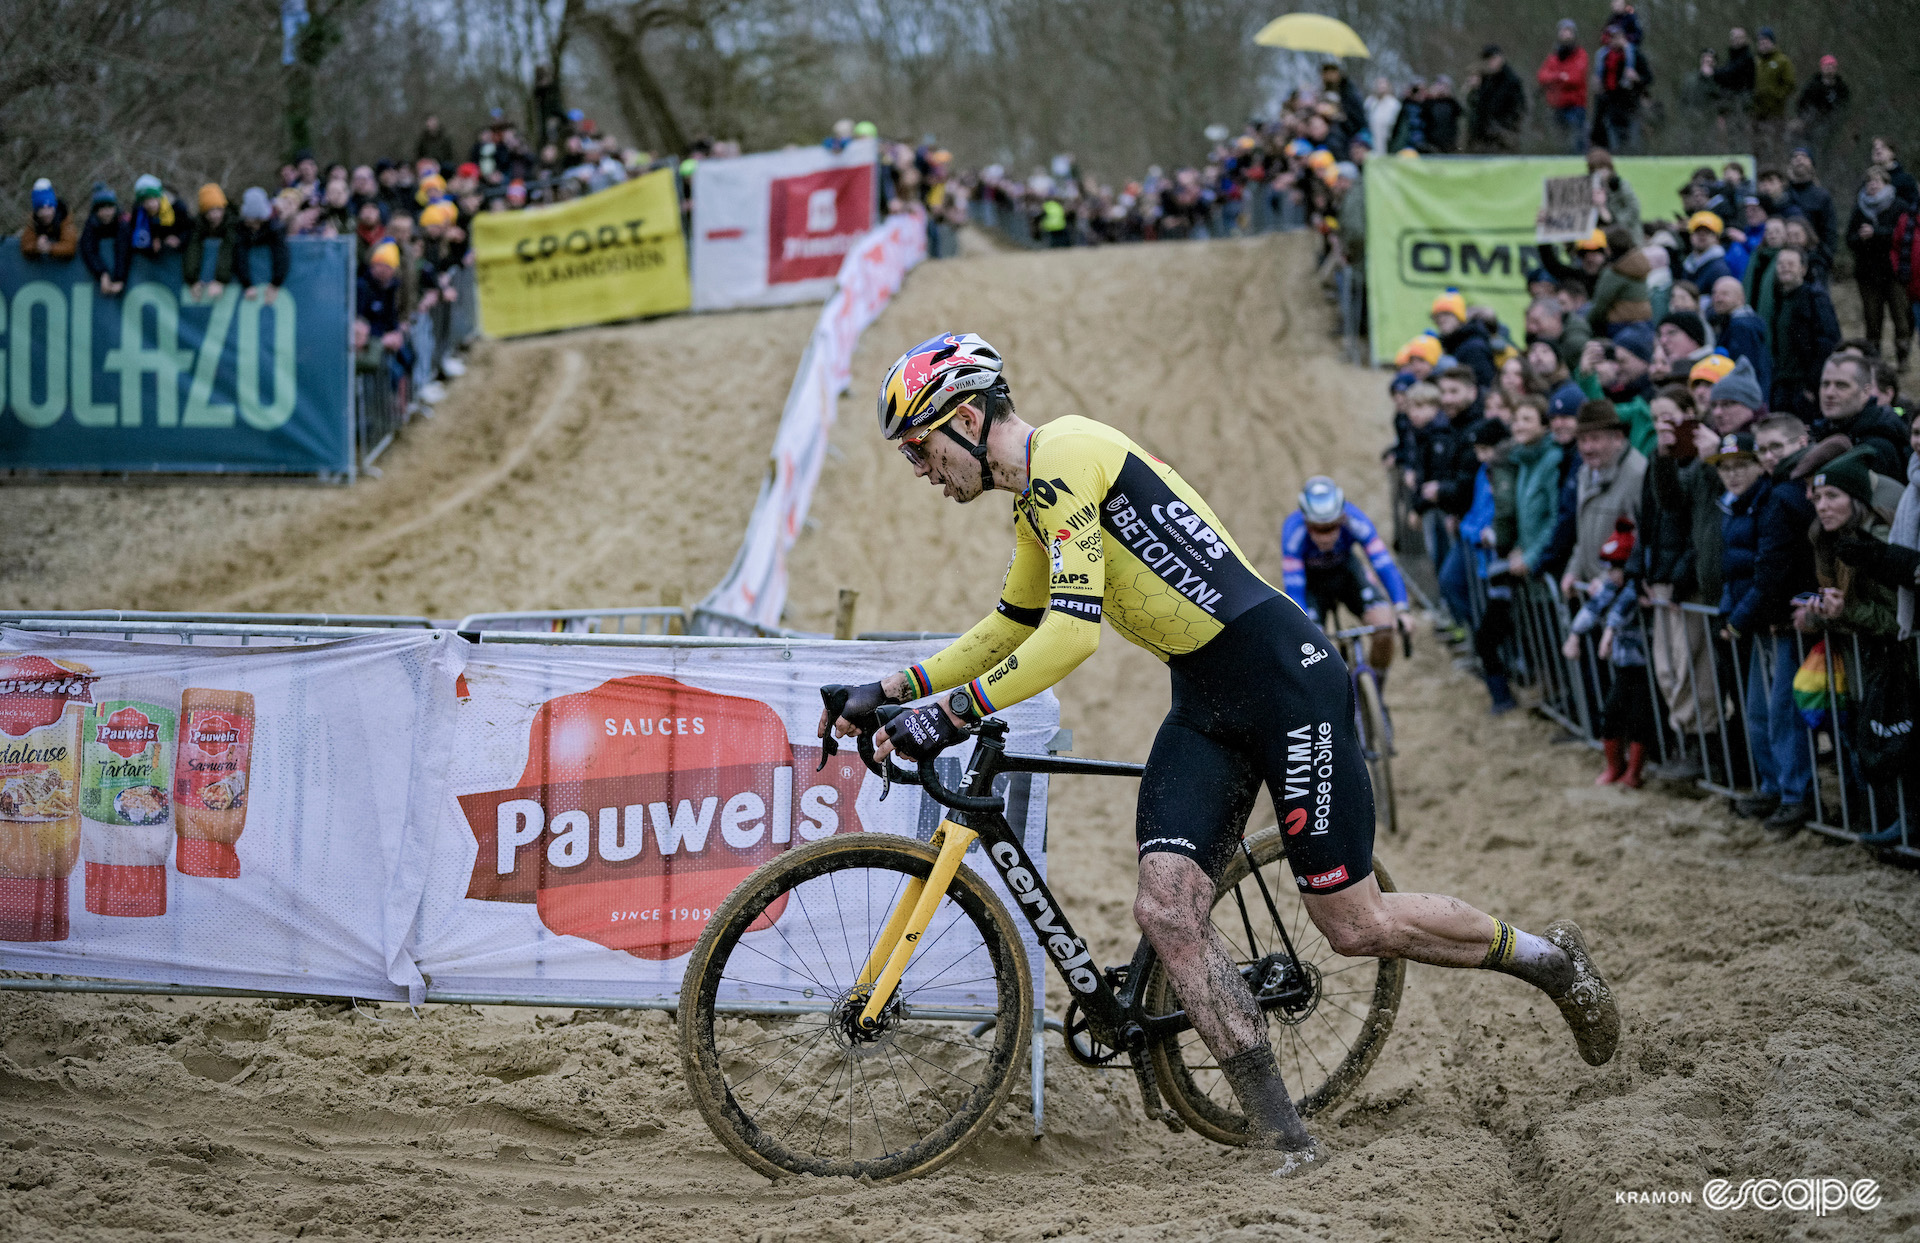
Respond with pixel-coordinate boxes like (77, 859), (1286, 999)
(456, 607), (686, 636)
(354, 266), (479, 474)
(1452, 562), (1916, 864)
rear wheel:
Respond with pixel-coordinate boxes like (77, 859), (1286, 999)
(678, 835), (1031, 1183)
(1358, 670), (1398, 836)
(1139, 829), (1405, 1145)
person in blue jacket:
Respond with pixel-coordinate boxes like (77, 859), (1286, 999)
(1282, 477), (1412, 674)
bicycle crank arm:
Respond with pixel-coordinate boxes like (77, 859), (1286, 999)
(857, 820), (978, 1029)
(1130, 1047), (1186, 1133)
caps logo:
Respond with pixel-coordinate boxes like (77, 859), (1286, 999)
(0, 655), (95, 737)
(460, 675), (866, 960)
(98, 707), (158, 759)
(188, 714), (242, 755)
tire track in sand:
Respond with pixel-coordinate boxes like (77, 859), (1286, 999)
(206, 349), (587, 611)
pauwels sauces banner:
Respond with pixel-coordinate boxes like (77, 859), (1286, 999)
(472, 168), (691, 338)
(457, 674), (864, 959)
(690, 138), (878, 311)
(415, 640), (1054, 1009)
(0, 629), (462, 1001)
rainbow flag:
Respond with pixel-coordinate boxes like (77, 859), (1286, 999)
(1792, 640), (1846, 729)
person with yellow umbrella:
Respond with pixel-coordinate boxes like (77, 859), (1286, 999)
(1256, 13), (1373, 152)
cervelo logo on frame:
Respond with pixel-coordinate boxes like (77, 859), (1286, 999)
(1702, 1178), (1880, 1214)
(459, 675), (865, 960)
(989, 840), (1097, 993)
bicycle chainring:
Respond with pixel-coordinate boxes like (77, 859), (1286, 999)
(1061, 997), (1122, 1067)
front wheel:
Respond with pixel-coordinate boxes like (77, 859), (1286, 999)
(1138, 829), (1405, 1145)
(678, 834), (1032, 1183)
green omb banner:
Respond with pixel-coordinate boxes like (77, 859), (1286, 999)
(1, 238), (353, 474)
(1363, 155), (1753, 366)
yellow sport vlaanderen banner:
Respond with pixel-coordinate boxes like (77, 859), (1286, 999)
(1362, 155), (1752, 366)
(473, 168), (691, 338)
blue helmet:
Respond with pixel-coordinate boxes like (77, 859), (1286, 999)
(1298, 476), (1345, 525)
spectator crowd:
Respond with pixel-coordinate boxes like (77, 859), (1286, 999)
(1379, 136), (1918, 849)
(16, 108), (965, 418)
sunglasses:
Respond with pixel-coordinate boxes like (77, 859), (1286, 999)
(897, 406), (967, 467)
(1306, 521), (1343, 536)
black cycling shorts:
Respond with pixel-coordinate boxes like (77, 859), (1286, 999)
(1135, 594), (1376, 894)
(1303, 558), (1382, 624)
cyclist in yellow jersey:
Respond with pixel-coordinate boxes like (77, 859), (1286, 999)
(820, 332), (1620, 1172)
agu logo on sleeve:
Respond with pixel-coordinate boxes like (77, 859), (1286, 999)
(767, 164), (875, 285)
(459, 675), (865, 959)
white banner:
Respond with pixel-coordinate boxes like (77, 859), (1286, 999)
(701, 212), (927, 628)
(412, 640), (1053, 1008)
(0, 631), (1052, 1010)
(0, 630), (462, 1000)
(691, 139), (880, 312)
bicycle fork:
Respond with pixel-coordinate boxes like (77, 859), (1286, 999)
(852, 819), (979, 1030)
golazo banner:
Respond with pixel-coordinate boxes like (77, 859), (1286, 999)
(472, 168), (691, 338)
(0, 238), (353, 474)
(690, 139), (879, 311)
(409, 640), (1054, 1008)
(1363, 155), (1753, 365)
(0, 630), (462, 1000)
(700, 212), (926, 628)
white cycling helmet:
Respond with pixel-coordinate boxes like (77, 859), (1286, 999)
(1298, 476), (1346, 525)
(876, 332), (1006, 441)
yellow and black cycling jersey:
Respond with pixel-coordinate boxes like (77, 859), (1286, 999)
(901, 416), (1286, 714)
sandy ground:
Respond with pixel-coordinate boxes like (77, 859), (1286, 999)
(4, 234), (1918, 1242)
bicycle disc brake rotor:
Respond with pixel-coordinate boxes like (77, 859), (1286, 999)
(829, 984), (903, 1054)
(1250, 952), (1322, 1026)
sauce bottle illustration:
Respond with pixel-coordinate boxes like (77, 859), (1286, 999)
(79, 674), (180, 916)
(0, 654), (95, 941)
(173, 689), (255, 878)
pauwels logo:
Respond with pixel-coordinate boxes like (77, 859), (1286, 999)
(460, 675), (865, 960)
(989, 840), (1097, 993)
(0, 655), (94, 737)
(96, 708), (160, 759)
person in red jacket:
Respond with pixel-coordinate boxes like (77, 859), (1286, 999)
(1538, 19), (1591, 153)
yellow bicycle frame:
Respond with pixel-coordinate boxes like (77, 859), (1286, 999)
(854, 819), (978, 1028)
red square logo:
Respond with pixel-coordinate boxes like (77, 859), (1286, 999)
(767, 165), (875, 285)
(1306, 865), (1349, 890)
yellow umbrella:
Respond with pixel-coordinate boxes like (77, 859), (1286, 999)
(1253, 13), (1370, 58)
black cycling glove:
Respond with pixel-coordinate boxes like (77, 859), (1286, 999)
(880, 704), (968, 762)
(834, 680), (893, 731)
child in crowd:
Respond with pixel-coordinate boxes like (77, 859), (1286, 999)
(1563, 516), (1656, 786)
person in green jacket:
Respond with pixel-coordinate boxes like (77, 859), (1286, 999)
(1750, 29), (1797, 122)
(1743, 215), (1785, 328)
(1509, 396), (1566, 575)
(1803, 449), (1900, 639)
(1574, 327), (1658, 458)
(1585, 228), (1654, 334)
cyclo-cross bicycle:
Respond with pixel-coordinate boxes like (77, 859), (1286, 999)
(678, 687), (1405, 1182)
(1326, 618), (1411, 838)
